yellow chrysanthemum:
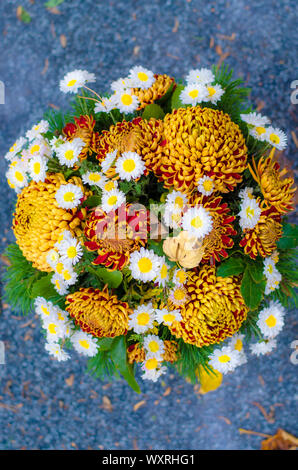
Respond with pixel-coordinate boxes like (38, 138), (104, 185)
(156, 106), (247, 194)
(66, 286), (130, 338)
(127, 340), (178, 364)
(13, 173), (88, 272)
(131, 73), (175, 110)
(248, 148), (296, 214)
(168, 266), (248, 348)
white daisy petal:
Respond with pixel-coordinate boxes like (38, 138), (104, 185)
(115, 151), (145, 181)
(55, 183), (83, 209)
(59, 69), (96, 94)
(128, 303), (155, 334)
(240, 112), (271, 127)
(70, 330), (98, 357)
(265, 126), (287, 150)
(185, 68), (215, 85)
(129, 248), (160, 283)
(238, 195), (261, 231)
(182, 205), (213, 239)
(257, 300), (285, 338)
(101, 188), (126, 213)
(180, 83), (209, 106)
(128, 66), (155, 90)
(197, 176), (215, 196)
(45, 342), (70, 361)
(113, 90), (140, 114)
(55, 138), (85, 167)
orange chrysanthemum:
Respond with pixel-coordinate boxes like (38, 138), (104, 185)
(168, 266), (248, 348)
(239, 206), (283, 259)
(66, 286), (130, 338)
(63, 115), (100, 160)
(189, 193), (237, 264)
(131, 73), (176, 110)
(96, 117), (164, 174)
(248, 148), (296, 214)
(13, 173), (88, 272)
(156, 106), (247, 194)
(84, 203), (149, 270)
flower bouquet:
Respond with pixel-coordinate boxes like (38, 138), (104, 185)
(4, 64), (297, 393)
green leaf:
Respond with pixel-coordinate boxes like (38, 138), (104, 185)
(246, 259), (265, 283)
(31, 274), (58, 300)
(170, 84), (187, 110)
(142, 103), (165, 120)
(110, 336), (141, 393)
(277, 223), (298, 249)
(17, 6), (32, 23)
(44, 0), (64, 7)
(216, 257), (246, 277)
(93, 267), (123, 288)
(82, 195), (102, 208)
(97, 337), (116, 351)
(240, 269), (265, 310)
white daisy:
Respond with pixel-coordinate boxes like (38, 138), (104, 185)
(180, 83), (209, 106)
(129, 247), (160, 283)
(172, 268), (188, 286)
(249, 338), (277, 356)
(27, 138), (51, 159)
(28, 155), (48, 182)
(5, 136), (27, 161)
(54, 258), (71, 277)
(43, 315), (67, 343)
(238, 195), (261, 231)
(51, 273), (69, 295)
(94, 95), (116, 113)
(101, 179), (118, 193)
(101, 149), (118, 174)
(55, 183), (84, 209)
(61, 265), (78, 286)
(82, 170), (106, 188)
(265, 276), (281, 295)
(113, 90), (140, 114)
(165, 190), (187, 210)
(115, 151), (145, 181)
(101, 188), (126, 213)
(110, 77), (133, 93)
(34, 297), (56, 321)
(239, 186), (254, 200)
(55, 307), (70, 324)
(26, 120), (49, 141)
(128, 303), (156, 334)
(185, 68), (215, 85)
(155, 307), (182, 326)
(155, 256), (171, 287)
(54, 229), (74, 249)
(59, 238), (83, 265)
(49, 135), (67, 151)
(240, 112), (271, 127)
(55, 138), (85, 167)
(263, 256), (281, 281)
(257, 301), (285, 338)
(169, 285), (189, 307)
(228, 333), (247, 366)
(71, 330), (98, 357)
(163, 201), (183, 230)
(204, 84), (224, 104)
(59, 69), (96, 94)
(45, 342), (70, 361)
(143, 335), (165, 361)
(197, 176), (215, 196)
(209, 346), (242, 374)
(46, 249), (60, 269)
(128, 66), (155, 90)
(249, 125), (268, 141)
(265, 127), (287, 150)
(141, 357), (166, 382)
(182, 205), (213, 239)
(6, 162), (28, 189)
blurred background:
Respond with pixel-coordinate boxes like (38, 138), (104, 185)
(0, 0), (297, 450)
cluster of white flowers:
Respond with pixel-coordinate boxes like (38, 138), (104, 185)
(241, 112), (287, 150)
(238, 188), (262, 231)
(35, 297), (98, 361)
(263, 251), (282, 295)
(209, 333), (247, 374)
(180, 67), (225, 106)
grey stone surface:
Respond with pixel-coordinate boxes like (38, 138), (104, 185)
(0, 0), (297, 450)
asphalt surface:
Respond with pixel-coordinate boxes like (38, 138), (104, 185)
(0, 0), (297, 451)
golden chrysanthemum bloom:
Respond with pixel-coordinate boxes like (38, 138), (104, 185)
(248, 148), (296, 214)
(168, 266), (248, 348)
(131, 74), (176, 110)
(239, 206), (283, 259)
(66, 286), (130, 338)
(63, 115), (100, 160)
(127, 340), (178, 364)
(156, 106), (247, 194)
(13, 173), (88, 272)
(84, 203), (149, 271)
(189, 193), (237, 264)
(96, 117), (164, 174)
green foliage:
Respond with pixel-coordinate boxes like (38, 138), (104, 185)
(44, 0), (64, 7)
(17, 6), (31, 23)
(270, 248), (298, 308)
(174, 340), (215, 384)
(216, 256), (246, 277)
(109, 336), (141, 393)
(170, 84), (187, 110)
(142, 103), (165, 120)
(82, 195), (102, 208)
(277, 223), (298, 250)
(86, 265), (123, 289)
(240, 269), (266, 311)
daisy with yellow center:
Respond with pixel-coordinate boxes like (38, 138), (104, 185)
(265, 126), (287, 150)
(172, 268), (188, 286)
(128, 66), (155, 90)
(26, 120), (49, 141)
(94, 95), (116, 113)
(143, 334), (165, 361)
(185, 68), (215, 85)
(55, 183), (84, 209)
(182, 206), (213, 239)
(238, 194), (261, 231)
(6, 162), (28, 189)
(240, 112), (271, 127)
(70, 330), (98, 357)
(29, 155), (48, 182)
(209, 346), (243, 374)
(115, 151), (145, 181)
(169, 285), (189, 307)
(27, 138), (51, 158)
(34, 297), (56, 321)
(155, 256), (171, 287)
(163, 201), (184, 230)
(59, 69), (96, 94)
(197, 176), (215, 196)
(165, 190), (187, 210)
(141, 357), (166, 382)
(45, 342), (70, 362)
(180, 83), (208, 105)
(55, 138), (85, 167)
(46, 249), (60, 269)
(263, 256), (281, 283)
(55, 229), (73, 249)
(114, 90), (140, 114)
(102, 179), (118, 192)
(128, 303), (156, 334)
(43, 315), (67, 343)
(249, 125), (268, 141)
(58, 237), (83, 265)
(228, 333), (247, 366)
(155, 307), (182, 326)
(82, 170), (107, 188)
(51, 273), (69, 295)
(110, 77), (133, 93)
(239, 187), (254, 200)
(61, 265), (78, 286)
(5, 136), (27, 161)
(205, 84), (224, 104)
(129, 247), (160, 283)
(257, 301), (285, 338)
(101, 188), (126, 214)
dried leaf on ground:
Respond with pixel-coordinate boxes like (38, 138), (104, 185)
(261, 429), (298, 450)
(60, 34), (67, 48)
(101, 395), (113, 412)
(133, 400), (146, 411)
(65, 374), (74, 387)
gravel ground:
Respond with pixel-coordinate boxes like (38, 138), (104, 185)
(0, 0), (297, 451)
